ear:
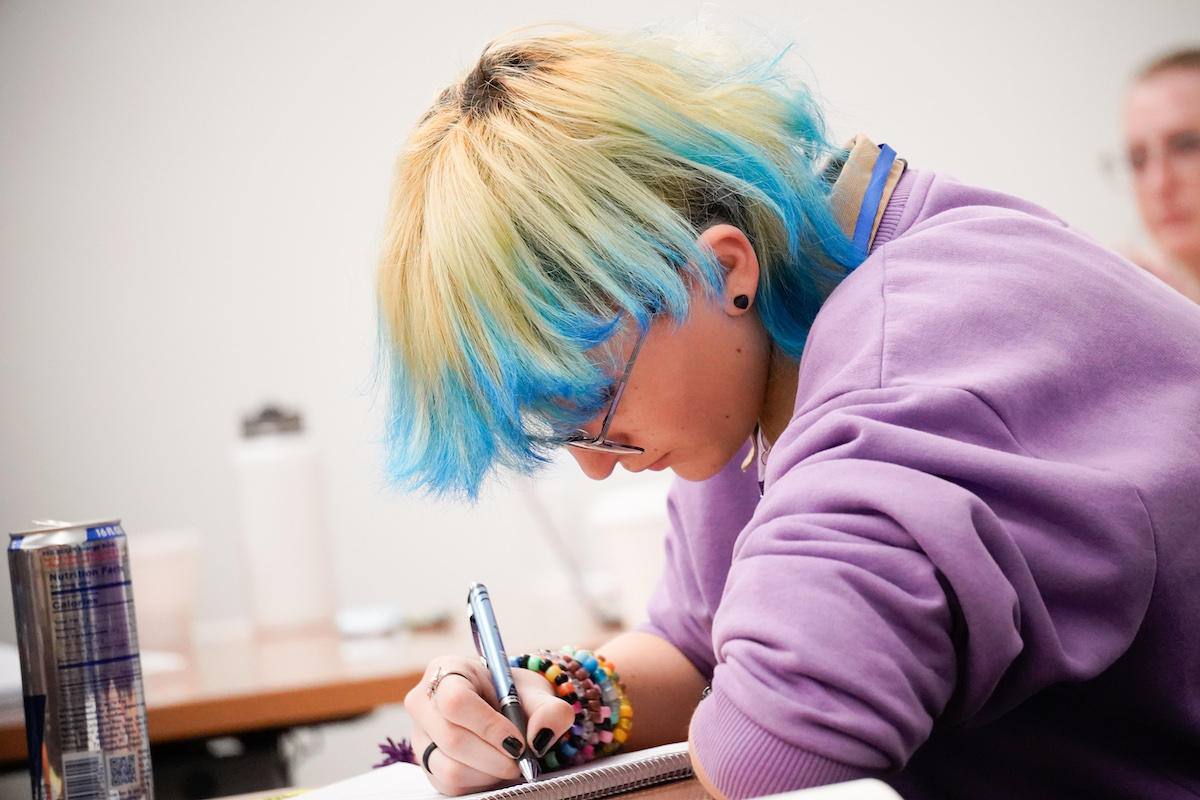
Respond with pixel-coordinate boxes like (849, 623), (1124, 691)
(698, 224), (760, 316)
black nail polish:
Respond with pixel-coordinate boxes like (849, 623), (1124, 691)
(532, 728), (554, 755)
(503, 736), (523, 757)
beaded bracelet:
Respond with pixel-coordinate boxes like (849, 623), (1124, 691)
(513, 647), (631, 770)
(517, 651), (596, 770)
(509, 646), (633, 771)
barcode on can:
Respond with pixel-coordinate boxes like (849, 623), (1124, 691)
(107, 752), (137, 788)
(62, 752), (106, 800)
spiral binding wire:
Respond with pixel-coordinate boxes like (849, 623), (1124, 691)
(484, 749), (693, 800)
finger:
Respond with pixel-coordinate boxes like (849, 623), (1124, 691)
(413, 735), (514, 797)
(424, 658), (500, 705)
(413, 719), (520, 790)
(404, 658), (495, 732)
(512, 667), (576, 756)
(404, 662), (523, 780)
(433, 674), (529, 771)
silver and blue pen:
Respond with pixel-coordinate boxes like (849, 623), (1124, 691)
(468, 582), (540, 783)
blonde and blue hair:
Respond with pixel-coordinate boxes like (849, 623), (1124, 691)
(378, 26), (859, 497)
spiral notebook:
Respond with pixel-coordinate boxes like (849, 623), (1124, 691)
(301, 742), (696, 800)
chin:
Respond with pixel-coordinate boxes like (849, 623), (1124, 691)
(669, 457), (725, 483)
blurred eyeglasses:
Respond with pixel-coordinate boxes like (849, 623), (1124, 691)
(1102, 129), (1200, 186)
(561, 325), (647, 455)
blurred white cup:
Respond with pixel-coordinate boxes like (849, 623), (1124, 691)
(586, 479), (672, 629)
(126, 529), (202, 653)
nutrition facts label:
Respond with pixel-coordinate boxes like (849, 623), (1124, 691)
(42, 538), (150, 800)
(47, 543), (137, 657)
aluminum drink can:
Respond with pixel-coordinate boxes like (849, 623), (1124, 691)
(8, 520), (154, 800)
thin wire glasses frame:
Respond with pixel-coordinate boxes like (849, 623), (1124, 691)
(561, 325), (648, 455)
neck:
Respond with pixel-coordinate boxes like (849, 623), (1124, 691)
(758, 345), (800, 446)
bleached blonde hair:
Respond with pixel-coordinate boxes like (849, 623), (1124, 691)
(378, 26), (855, 496)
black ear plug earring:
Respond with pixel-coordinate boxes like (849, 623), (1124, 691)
(733, 294), (750, 310)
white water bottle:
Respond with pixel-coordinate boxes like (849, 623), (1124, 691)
(232, 405), (336, 633)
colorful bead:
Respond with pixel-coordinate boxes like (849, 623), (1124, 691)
(511, 646), (632, 771)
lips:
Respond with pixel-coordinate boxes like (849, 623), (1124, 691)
(1156, 203), (1196, 225)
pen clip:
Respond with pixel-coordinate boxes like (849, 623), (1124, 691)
(469, 610), (487, 668)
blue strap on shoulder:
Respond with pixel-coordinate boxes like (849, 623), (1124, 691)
(851, 143), (897, 261)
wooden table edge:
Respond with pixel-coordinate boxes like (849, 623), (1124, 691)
(0, 672), (426, 768)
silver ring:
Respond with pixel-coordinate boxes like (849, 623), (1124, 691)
(427, 667), (470, 701)
(422, 742), (438, 773)
(426, 667), (445, 699)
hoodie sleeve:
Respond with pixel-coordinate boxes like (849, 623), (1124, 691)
(692, 382), (1154, 797)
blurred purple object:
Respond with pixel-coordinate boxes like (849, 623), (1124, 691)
(374, 736), (416, 768)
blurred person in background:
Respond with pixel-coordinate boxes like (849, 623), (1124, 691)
(1121, 47), (1200, 303)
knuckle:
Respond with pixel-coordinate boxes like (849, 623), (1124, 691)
(439, 759), (468, 785)
(481, 716), (517, 747)
(529, 692), (569, 718)
(437, 759), (489, 792)
(437, 687), (474, 719)
(438, 726), (469, 754)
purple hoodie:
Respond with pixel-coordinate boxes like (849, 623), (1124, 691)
(644, 167), (1200, 799)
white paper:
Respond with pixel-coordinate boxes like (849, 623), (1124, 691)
(301, 743), (690, 800)
(299, 742), (900, 800)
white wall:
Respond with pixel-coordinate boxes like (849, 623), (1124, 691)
(2, 0), (1196, 790)
(0, 0), (1195, 667)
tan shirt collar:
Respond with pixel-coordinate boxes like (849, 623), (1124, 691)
(742, 135), (907, 479)
(828, 134), (907, 254)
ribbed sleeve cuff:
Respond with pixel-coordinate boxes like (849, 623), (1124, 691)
(690, 690), (866, 799)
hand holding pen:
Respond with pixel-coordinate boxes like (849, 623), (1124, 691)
(403, 585), (576, 795)
(468, 582), (540, 782)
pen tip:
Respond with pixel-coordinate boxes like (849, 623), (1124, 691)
(519, 758), (539, 783)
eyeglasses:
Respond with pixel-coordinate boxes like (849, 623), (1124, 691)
(1102, 129), (1200, 187)
(561, 325), (647, 455)
(1128, 129), (1200, 177)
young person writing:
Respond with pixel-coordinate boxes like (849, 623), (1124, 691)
(378, 27), (1200, 799)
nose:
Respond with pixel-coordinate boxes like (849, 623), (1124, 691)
(567, 447), (620, 480)
(1138, 152), (1181, 200)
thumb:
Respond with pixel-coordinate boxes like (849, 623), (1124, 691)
(513, 667), (576, 757)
